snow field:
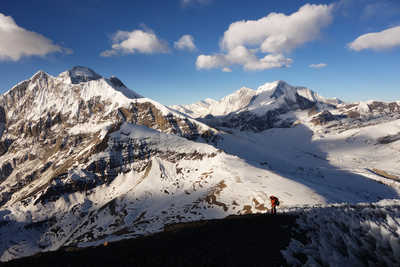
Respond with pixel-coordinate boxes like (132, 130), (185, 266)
(282, 200), (400, 266)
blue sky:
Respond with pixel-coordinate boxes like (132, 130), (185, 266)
(0, 0), (399, 105)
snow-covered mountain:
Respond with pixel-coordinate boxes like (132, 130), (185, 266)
(0, 69), (399, 262)
(171, 81), (344, 131)
(171, 80), (342, 118)
(171, 80), (400, 134)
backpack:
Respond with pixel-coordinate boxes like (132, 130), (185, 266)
(275, 199), (280, 206)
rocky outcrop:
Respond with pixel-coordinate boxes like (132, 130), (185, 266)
(118, 102), (218, 141)
(310, 111), (336, 126)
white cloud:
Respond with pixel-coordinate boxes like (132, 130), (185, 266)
(222, 67), (232, 72)
(196, 4), (333, 71)
(196, 54), (227, 69)
(196, 46), (292, 71)
(0, 13), (69, 61)
(101, 28), (169, 57)
(174, 34), (196, 51)
(348, 26), (400, 51)
(309, 63), (327, 68)
(246, 54), (293, 71)
(220, 4), (333, 53)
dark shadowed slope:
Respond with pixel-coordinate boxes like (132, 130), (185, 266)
(4, 213), (297, 267)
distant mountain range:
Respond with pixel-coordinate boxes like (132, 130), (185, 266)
(172, 80), (342, 118)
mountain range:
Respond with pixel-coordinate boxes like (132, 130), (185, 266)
(0, 66), (399, 262)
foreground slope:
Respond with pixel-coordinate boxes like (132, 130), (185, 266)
(5, 200), (400, 267)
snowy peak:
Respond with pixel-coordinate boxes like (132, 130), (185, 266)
(170, 86), (256, 118)
(64, 66), (102, 84)
(256, 80), (288, 95)
(217, 86), (256, 112)
(171, 80), (341, 119)
(30, 70), (48, 81)
(255, 80), (336, 105)
(0, 66), (216, 143)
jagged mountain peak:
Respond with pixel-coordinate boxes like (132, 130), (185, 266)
(0, 66), (216, 144)
(256, 80), (305, 98)
(257, 80), (287, 91)
(236, 86), (254, 93)
(171, 80), (341, 119)
(61, 66), (103, 84)
(57, 66), (142, 99)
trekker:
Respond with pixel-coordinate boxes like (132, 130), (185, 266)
(269, 195), (279, 215)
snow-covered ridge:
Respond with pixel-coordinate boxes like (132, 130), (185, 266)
(171, 80), (342, 118)
(1, 67), (211, 125)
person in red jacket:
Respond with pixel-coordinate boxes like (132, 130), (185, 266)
(270, 196), (279, 215)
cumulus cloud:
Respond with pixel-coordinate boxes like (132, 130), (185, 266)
(220, 4), (333, 53)
(309, 63), (327, 68)
(101, 28), (169, 57)
(196, 46), (292, 71)
(174, 34), (196, 51)
(196, 4), (333, 71)
(348, 26), (400, 51)
(0, 13), (69, 61)
(222, 67), (232, 72)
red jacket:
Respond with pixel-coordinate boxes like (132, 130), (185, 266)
(270, 196), (279, 207)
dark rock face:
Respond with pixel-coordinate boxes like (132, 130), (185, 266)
(347, 110), (361, 119)
(311, 111), (336, 126)
(377, 133), (400, 144)
(199, 93), (319, 132)
(368, 101), (400, 114)
(270, 84), (285, 99)
(295, 93), (316, 110)
(109, 76), (126, 88)
(118, 102), (218, 141)
(68, 66), (102, 84)
(0, 139), (12, 156)
(0, 162), (13, 184)
(199, 108), (288, 132)
(0, 106), (6, 125)
(226, 110), (282, 132)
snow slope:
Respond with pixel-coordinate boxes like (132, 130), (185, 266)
(283, 199), (400, 266)
(0, 123), (327, 261)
